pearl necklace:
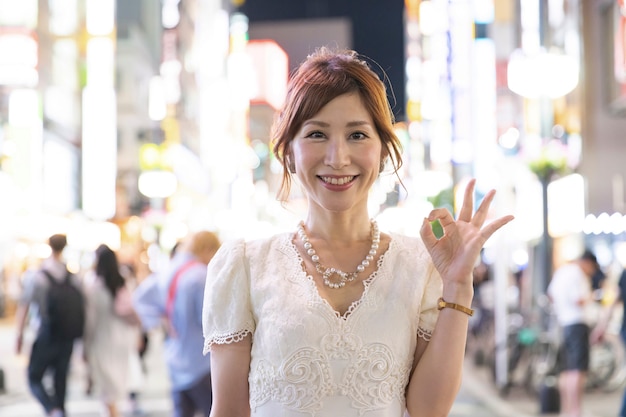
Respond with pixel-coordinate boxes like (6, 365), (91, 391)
(296, 220), (380, 289)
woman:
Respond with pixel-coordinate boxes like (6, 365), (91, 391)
(202, 47), (514, 417)
(84, 244), (141, 417)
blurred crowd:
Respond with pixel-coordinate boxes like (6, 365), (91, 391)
(9, 230), (221, 417)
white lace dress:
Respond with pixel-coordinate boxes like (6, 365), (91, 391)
(202, 233), (442, 417)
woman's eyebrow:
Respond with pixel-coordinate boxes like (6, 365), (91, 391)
(302, 120), (371, 128)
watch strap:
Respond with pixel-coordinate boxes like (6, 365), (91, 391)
(437, 297), (474, 316)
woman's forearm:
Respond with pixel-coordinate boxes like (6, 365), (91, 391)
(406, 286), (473, 417)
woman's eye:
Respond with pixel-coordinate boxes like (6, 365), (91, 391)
(306, 131), (325, 139)
(350, 132), (367, 140)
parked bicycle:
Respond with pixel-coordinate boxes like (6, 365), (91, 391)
(487, 305), (560, 397)
(487, 300), (626, 397)
(587, 331), (626, 392)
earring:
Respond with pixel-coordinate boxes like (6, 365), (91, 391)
(287, 157), (296, 174)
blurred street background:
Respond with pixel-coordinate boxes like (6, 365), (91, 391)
(2, 0), (626, 416)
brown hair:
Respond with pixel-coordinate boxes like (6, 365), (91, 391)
(271, 47), (404, 202)
(48, 234), (67, 254)
(187, 231), (221, 258)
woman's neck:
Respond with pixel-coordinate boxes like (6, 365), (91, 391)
(302, 215), (373, 244)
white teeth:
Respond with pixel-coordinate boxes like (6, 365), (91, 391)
(321, 176), (355, 185)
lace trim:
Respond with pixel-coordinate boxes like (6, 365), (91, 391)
(417, 326), (432, 342)
(280, 235), (313, 288)
(203, 328), (252, 354)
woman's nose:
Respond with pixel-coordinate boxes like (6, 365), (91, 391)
(325, 138), (350, 169)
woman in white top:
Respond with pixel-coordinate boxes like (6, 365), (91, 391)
(202, 47), (514, 417)
(84, 244), (141, 417)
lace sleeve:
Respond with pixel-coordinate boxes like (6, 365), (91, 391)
(202, 239), (255, 354)
(417, 254), (443, 341)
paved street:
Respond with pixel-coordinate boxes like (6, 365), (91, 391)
(0, 319), (173, 417)
(448, 386), (500, 417)
(459, 352), (626, 417)
(0, 317), (624, 417)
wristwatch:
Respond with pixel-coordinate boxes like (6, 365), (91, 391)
(437, 297), (474, 316)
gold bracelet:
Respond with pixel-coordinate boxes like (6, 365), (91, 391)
(437, 297), (474, 316)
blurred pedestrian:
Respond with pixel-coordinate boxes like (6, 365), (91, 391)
(591, 260), (606, 303)
(134, 231), (221, 417)
(468, 256), (494, 366)
(15, 234), (85, 417)
(83, 244), (141, 417)
(471, 256), (494, 333)
(591, 264), (626, 417)
(118, 254), (148, 415)
(132, 241), (181, 332)
(547, 249), (597, 417)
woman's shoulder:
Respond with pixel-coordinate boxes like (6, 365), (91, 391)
(388, 233), (427, 253)
(382, 233), (434, 273)
(222, 233), (291, 253)
(245, 232), (291, 248)
(212, 233), (292, 262)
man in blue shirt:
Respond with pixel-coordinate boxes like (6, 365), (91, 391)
(134, 231), (220, 417)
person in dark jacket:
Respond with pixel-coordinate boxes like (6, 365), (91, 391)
(15, 234), (83, 417)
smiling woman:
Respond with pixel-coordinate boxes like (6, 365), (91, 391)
(202, 47), (514, 417)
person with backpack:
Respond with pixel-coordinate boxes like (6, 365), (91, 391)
(83, 244), (141, 417)
(15, 233), (85, 417)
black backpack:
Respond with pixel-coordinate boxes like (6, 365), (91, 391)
(42, 270), (86, 340)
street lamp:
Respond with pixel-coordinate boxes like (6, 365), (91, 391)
(507, 48), (579, 100)
(506, 44), (579, 411)
(507, 48), (579, 300)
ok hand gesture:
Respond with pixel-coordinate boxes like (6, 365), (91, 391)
(420, 179), (514, 288)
